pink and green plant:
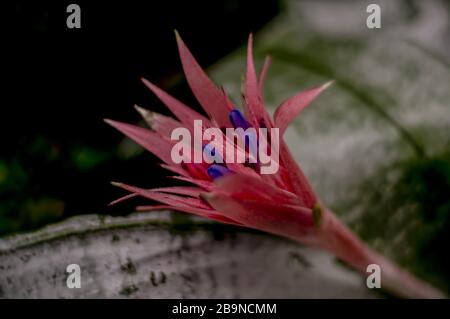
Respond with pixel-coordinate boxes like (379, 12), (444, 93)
(105, 32), (445, 298)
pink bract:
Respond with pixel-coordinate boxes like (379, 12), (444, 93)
(105, 32), (445, 299)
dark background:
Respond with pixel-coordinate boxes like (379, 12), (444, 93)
(3, 0), (279, 235)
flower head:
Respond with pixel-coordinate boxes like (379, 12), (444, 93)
(104, 33), (446, 299)
(106, 33), (331, 244)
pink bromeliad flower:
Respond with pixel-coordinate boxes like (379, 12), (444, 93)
(105, 33), (444, 298)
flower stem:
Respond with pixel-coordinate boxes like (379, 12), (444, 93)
(314, 209), (446, 299)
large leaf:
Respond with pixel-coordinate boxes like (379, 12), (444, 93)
(0, 212), (376, 298)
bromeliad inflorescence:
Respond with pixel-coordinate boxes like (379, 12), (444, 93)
(105, 32), (445, 299)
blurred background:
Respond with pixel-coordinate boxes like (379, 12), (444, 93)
(6, 0), (279, 234)
(4, 0), (450, 293)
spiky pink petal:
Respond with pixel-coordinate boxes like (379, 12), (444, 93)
(274, 81), (333, 136)
(258, 55), (271, 95)
(109, 193), (138, 206)
(135, 205), (243, 226)
(105, 119), (175, 165)
(175, 31), (232, 127)
(170, 175), (214, 191)
(141, 78), (211, 128)
(134, 105), (182, 137)
(202, 191), (315, 242)
(152, 186), (203, 198)
(112, 182), (210, 210)
(279, 143), (317, 208)
(214, 174), (299, 206)
(124, 188), (244, 226)
(181, 162), (211, 181)
(244, 34), (265, 126)
(160, 163), (190, 178)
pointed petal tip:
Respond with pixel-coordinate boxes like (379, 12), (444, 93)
(134, 104), (152, 119)
(322, 80), (334, 90)
(247, 33), (253, 51)
(175, 30), (232, 126)
(111, 181), (123, 187)
(133, 103), (145, 112)
(104, 118), (117, 126)
(141, 77), (152, 87)
(141, 78), (161, 94)
(108, 193), (136, 206)
(174, 29), (181, 41)
(104, 118), (127, 131)
(141, 78), (161, 92)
